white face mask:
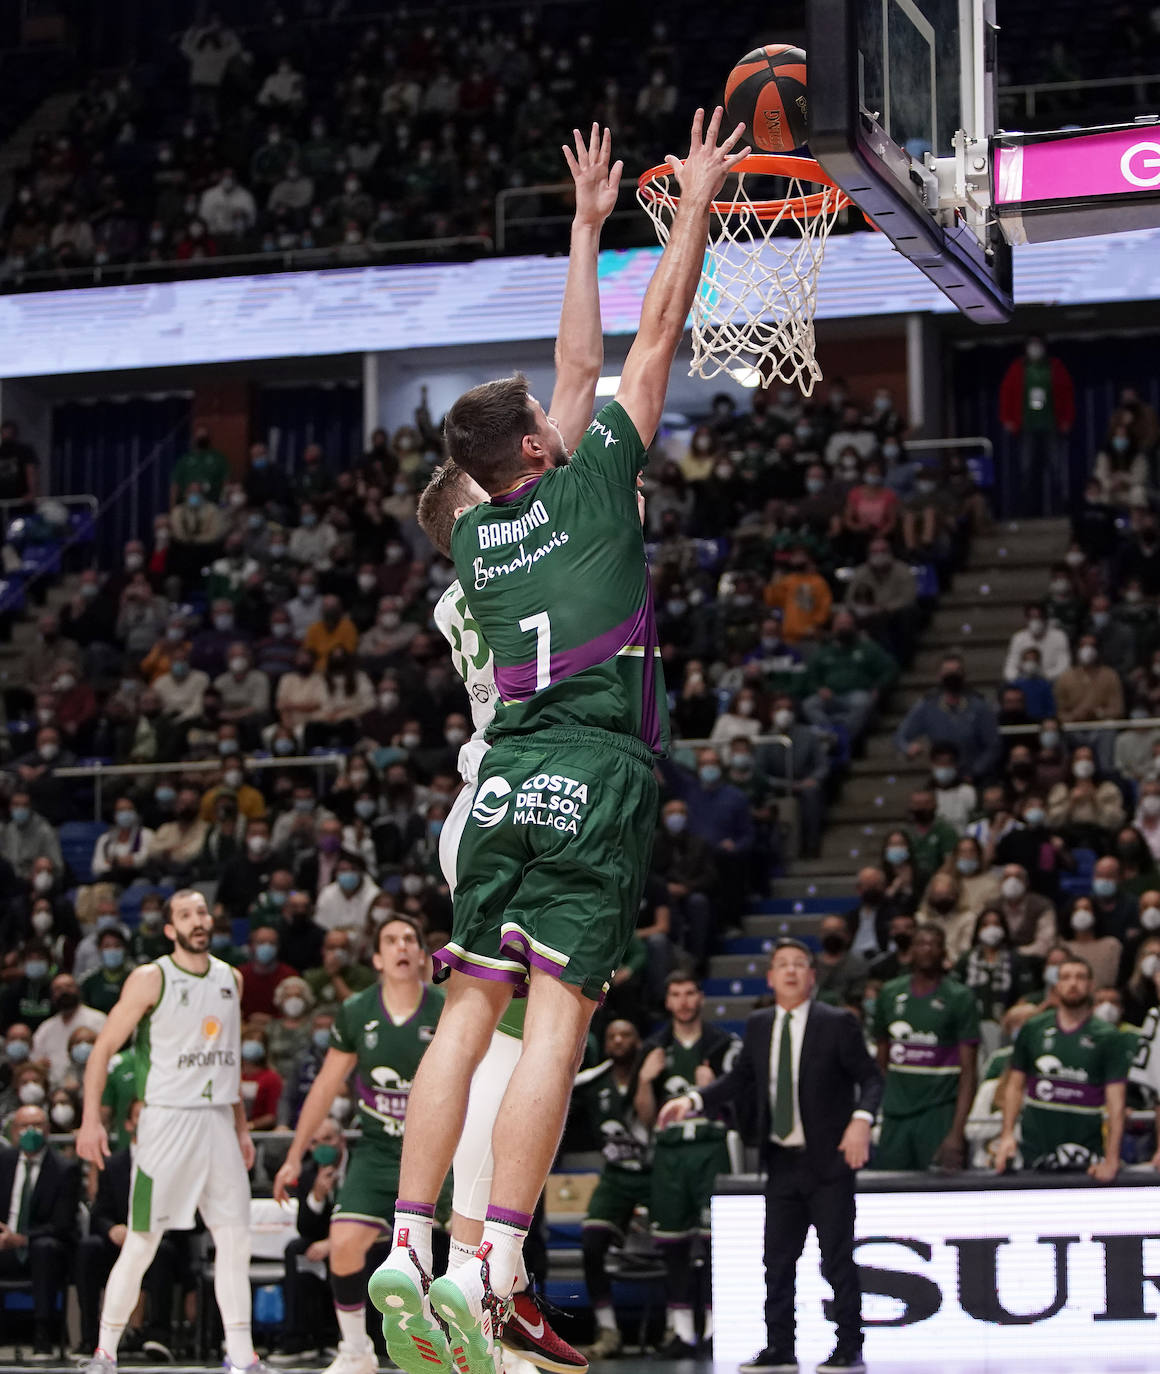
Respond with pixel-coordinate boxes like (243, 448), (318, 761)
(282, 996), (306, 1019)
(1093, 1002), (1120, 1024)
(978, 924), (1004, 948)
(1070, 909), (1095, 933)
(1000, 876), (1025, 901)
(18, 1082), (45, 1105)
(1141, 906), (1160, 931)
(773, 708), (794, 730)
(1143, 795), (1160, 817)
(1141, 953), (1160, 980)
(1073, 759), (1095, 779)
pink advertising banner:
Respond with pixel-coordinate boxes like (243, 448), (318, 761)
(995, 128), (1160, 205)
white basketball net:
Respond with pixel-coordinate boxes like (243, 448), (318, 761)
(637, 166), (846, 397)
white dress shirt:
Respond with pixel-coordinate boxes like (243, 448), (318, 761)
(7, 1149), (44, 1233)
(769, 1002), (808, 1146)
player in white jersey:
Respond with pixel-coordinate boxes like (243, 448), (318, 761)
(372, 126), (624, 1374)
(77, 890), (267, 1374)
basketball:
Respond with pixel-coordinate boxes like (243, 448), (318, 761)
(724, 43), (808, 154)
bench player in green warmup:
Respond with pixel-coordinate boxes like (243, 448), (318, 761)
(993, 955), (1129, 1176)
(370, 107), (750, 1374)
(873, 925), (980, 1170)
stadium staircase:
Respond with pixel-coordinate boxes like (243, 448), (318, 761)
(0, 89), (79, 193)
(701, 516), (1073, 1028)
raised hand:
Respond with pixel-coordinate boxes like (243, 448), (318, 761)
(665, 106), (750, 207)
(563, 123), (623, 228)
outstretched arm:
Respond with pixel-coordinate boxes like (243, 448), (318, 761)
(549, 124), (623, 452)
(616, 108), (749, 448)
(77, 964), (161, 1170)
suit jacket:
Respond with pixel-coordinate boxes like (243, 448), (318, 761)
(0, 1144), (81, 1243)
(295, 1158), (336, 1245)
(89, 1147), (132, 1241)
(699, 1000), (884, 1177)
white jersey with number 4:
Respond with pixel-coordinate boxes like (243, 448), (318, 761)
(434, 579), (497, 785)
(136, 953), (241, 1108)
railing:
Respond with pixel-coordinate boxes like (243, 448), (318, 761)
(52, 752), (346, 821)
(677, 732), (794, 787)
(494, 180), (639, 253)
(0, 494), (96, 522)
(999, 716), (1160, 736)
(0, 235), (494, 294)
(998, 71), (1160, 121)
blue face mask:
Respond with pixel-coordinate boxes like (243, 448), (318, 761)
(155, 786), (176, 806)
(294, 797), (314, 813)
(5, 1039), (29, 1062)
(1023, 807), (1046, 826)
(24, 959), (48, 981)
(274, 738), (294, 756)
(428, 819), (444, 839)
(242, 1040), (264, 1062)
(956, 857), (979, 876)
(337, 871), (360, 894)
(11, 806), (30, 826)
(115, 810), (136, 829)
(312, 1028), (331, 1051)
(70, 1040), (93, 1065)
(101, 947), (126, 971)
(301, 513), (318, 528)
(211, 932), (231, 951)
(355, 798), (376, 820)
(252, 456), (269, 470)
(885, 845), (909, 866)
(269, 890), (287, 908)
(699, 764), (721, 786)
(1092, 877), (1117, 899)
(187, 492), (203, 508)
(254, 943), (277, 965)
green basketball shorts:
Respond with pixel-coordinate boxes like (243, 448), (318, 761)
(434, 727), (659, 1004)
(873, 1102), (957, 1171)
(334, 1138), (452, 1230)
(582, 1166), (653, 1237)
(649, 1136), (731, 1240)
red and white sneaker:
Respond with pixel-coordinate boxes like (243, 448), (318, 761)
(500, 1290), (589, 1374)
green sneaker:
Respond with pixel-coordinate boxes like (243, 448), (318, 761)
(428, 1246), (511, 1374)
(368, 1234), (452, 1374)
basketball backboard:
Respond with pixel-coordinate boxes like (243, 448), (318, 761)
(807, 0), (1013, 321)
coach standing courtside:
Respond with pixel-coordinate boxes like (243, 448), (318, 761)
(659, 938), (882, 1374)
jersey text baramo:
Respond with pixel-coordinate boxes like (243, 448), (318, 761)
(477, 500), (551, 549)
(472, 530), (569, 590)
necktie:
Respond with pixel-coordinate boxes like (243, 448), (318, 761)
(15, 1160), (32, 1261)
(772, 1012), (795, 1140)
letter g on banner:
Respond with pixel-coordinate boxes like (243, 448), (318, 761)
(1122, 141), (1160, 189)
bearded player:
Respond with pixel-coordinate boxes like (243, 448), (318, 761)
(371, 108), (749, 1374)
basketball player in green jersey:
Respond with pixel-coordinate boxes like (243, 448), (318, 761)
(994, 955), (1129, 1176)
(372, 107), (750, 1374)
(273, 916), (447, 1374)
(76, 890), (267, 1374)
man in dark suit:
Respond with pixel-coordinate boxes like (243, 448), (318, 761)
(0, 1101), (81, 1358)
(269, 1118), (346, 1364)
(661, 938), (883, 1374)
(76, 1100), (190, 1358)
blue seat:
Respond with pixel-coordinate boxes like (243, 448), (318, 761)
(702, 976), (766, 997)
(58, 820), (108, 885)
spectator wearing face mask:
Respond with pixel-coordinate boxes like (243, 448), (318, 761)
(900, 462), (956, 558)
(1085, 855), (1137, 942)
(80, 928), (134, 1014)
(217, 817), (280, 921)
(199, 752), (267, 824)
(28, 970), (104, 1077)
(1093, 420), (1150, 506)
(13, 729), (77, 826)
(277, 892), (325, 975)
(916, 870), (977, 962)
(1006, 652), (1056, 722)
(239, 1023), (282, 1131)
(1086, 593), (1136, 680)
(315, 853), (381, 932)
(152, 644), (210, 722)
(0, 792), (63, 881)
(91, 796), (155, 887)
(213, 642), (271, 734)
(1045, 746), (1125, 842)
(267, 976), (316, 1085)
(928, 743), (976, 833)
(845, 536), (919, 661)
(1117, 889), (1160, 988)
(1113, 514), (1160, 597)
(306, 647), (374, 749)
(952, 907), (1041, 1030)
(903, 788), (959, 883)
(0, 1024), (33, 1106)
(147, 786), (209, 879)
(304, 929), (375, 1012)
(1111, 825), (1158, 900)
(895, 654), (1001, 784)
(129, 897), (170, 964)
(672, 663), (719, 740)
(240, 925), (298, 1020)
(802, 608), (897, 743)
(1122, 937), (1160, 1028)
(1061, 897), (1122, 992)
(59, 571), (117, 650)
(4, 884), (76, 975)
(1004, 603), (1072, 684)
(303, 594), (358, 671)
(843, 867), (901, 960)
(1054, 634), (1124, 772)
(141, 615), (192, 683)
(709, 688), (765, 745)
(650, 801), (717, 975)
(764, 547), (832, 644)
(814, 915), (870, 1008)
(989, 863), (1057, 957)
(248, 867), (295, 933)
(275, 650), (329, 739)
(842, 457), (899, 549)
(190, 598), (250, 680)
(757, 695), (829, 859)
(279, 1013), (337, 1129)
(660, 748), (753, 934)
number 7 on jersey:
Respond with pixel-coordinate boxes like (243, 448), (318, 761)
(519, 611), (551, 690)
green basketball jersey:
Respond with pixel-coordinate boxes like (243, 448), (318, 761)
(329, 981), (444, 1149)
(644, 1025), (741, 1144)
(449, 401), (668, 755)
(1012, 1009), (1131, 1167)
(874, 975), (980, 1116)
(573, 1060), (650, 1172)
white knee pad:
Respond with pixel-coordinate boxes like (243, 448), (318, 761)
(102, 1230), (163, 1326)
(453, 1031), (523, 1221)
